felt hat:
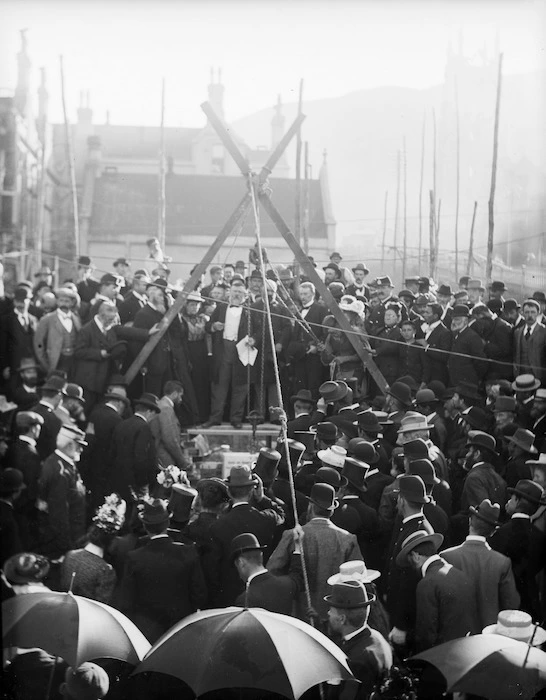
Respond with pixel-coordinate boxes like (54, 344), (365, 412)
(415, 389), (438, 406)
(350, 441), (379, 465)
(103, 393), (131, 406)
(408, 458), (439, 486)
(253, 448), (281, 485)
(4, 552), (50, 584)
(458, 275), (470, 287)
(370, 410), (394, 426)
(312, 422), (339, 442)
(454, 381), (481, 401)
(169, 484), (197, 523)
(398, 414), (431, 434)
(398, 289), (416, 301)
(427, 380), (446, 400)
(461, 407), (491, 431)
(467, 278), (485, 291)
(490, 280), (507, 292)
(41, 375), (66, 393)
(17, 357), (39, 373)
(277, 438), (307, 465)
(135, 393), (161, 413)
(307, 482), (339, 511)
(196, 477), (230, 504)
(58, 424), (87, 446)
(99, 273), (120, 286)
(451, 304), (470, 318)
(323, 262), (340, 274)
(532, 291), (546, 303)
(330, 252), (342, 261)
(402, 438), (430, 460)
(526, 453), (546, 470)
(437, 284), (453, 297)
(146, 278), (168, 291)
(386, 381), (413, 407)
(466, 430), (497, 455)
(507, 479), (544, 506)
(487, 298), (504, 313)
(317, 445), (347, 469)
(354, 412), (382, 433)
(225, 465), (257, 487)
(324, 580), (375, 608)
(63, 383), (85, 404)
(342, 458), (369, 492)
(315, 466), (348, 489)
(78, 255), (93, 267)
(113, 257), (130, 267)
(319, 380), (349, 403)
(469, 498), (500, 527)
(210, 265), (223, 274)
(15, 411), (44, 430)
(290, 389), (314, 405)
(511, 374), (541, 392)
(352, 262), (369, 274)
(396, 529), (444, 567)
(482, 610), (546, 646)
(0, 469), (25, 495)
(139, 499), (171, 525)
(503, 298), (520, 311)
(230, 532), (267, 560)
(397, 474), (429, 504)
(506, 428), (538, 454)
(327, 560), (380, 585)
(493, 396), (517, 413)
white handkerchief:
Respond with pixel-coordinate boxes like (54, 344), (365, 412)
(237, 336), (258, 367)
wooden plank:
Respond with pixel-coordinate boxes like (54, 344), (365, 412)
(258, 193), (389, 394)
(201, 101), (251, 175)
(123, 192), (251, 384)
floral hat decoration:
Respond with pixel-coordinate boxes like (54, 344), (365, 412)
(93, 493), (127, 534)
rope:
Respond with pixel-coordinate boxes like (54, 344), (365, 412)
(248, 177), (316, 621)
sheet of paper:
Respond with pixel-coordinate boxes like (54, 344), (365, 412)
(236, 335), (258, 367)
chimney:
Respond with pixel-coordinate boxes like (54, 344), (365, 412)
(207, 67), (225, 119)
(271, 94), (285, 148)
(77, 90), (93, 125)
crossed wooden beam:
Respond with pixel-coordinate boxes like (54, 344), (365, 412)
(124, 102), (388, 395)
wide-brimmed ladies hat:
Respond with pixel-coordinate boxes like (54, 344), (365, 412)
(339, 295), (365, 316)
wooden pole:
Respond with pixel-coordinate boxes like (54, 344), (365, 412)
(402, 137), (407, 282)
(158, 78), (166, 250)
(432, 108), (437, 208)
(35, 68), (48, 270)
(435, 197), (442, 266)
(393, 150), (400, 279)
(381, 190), (388, 268)
(418, 113), (426, 268)
(59, 56), (80, 258)
(294, 79), (304, 279)
(467, 200), (478, 276)
(429, 190), (436, 278)
(302, 140), (310, 254)
(454, 78), (461, 282)
(486, 53), (503, 288)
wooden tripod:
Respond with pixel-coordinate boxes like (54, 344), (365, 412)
(124, 102), (388, 394)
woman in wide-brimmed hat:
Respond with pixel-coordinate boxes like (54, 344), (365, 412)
(320, 295), (372, 396)
(178, 292), (210, 423)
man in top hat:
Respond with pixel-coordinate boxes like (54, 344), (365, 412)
(205, 465), (285, 607)
(150, 380), (190, 470)
(325, 580), (392, 698)
(346, 263), (370, 301)
(459, 431), (507, 516)
(38, 424), (88, 558)
(470, 303), (514, 382)
(268, 482), (362, 622)
(490, 479), (545, 616)
(514, 299), (546, 384)
(504, 428), (537, 488)
(0, 469), (26, 563)
(30, 374), (65, 460)
(287, 389), (320, 438)
(512, 373), (541, 429)
(109, 393), (161, 501)
(0, 286), (38, 381)
(489, 280), (507, 302)
(385, 475), (433, 649)
(118, 498), (206, 643)
(397, 529), (473, 651)
(530, 387), (546, 453)
(532, 290), (546, 324)
(231, 532), (303, 615)
(442, 499), (520, 632)
(33, 287), (82, 378)
(447, 304), (487, 389)
(118, 271), (150, 325)
(289, 281), (328, 400)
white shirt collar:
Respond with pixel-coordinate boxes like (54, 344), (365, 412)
(511, 513), (531, 520)
(524, 321), (538, 334)
(132, 291), (147, 302)
(343, 623), (369, 641)
(84, 542), (104, 557)
(163, 396), (174, 407)
(466, 535), (491, 548)
(246, 569), (268, 586)
(403, 512), (423, 524)
(57, 308), (72, 319)
(421, 554), (444, 577)
(39, 399), (55, 409)
(54, 449), (75, 466)
(19, 435), (37, 447)
(231, 501), (249, 508)
(150, 533), (170, 539)
(22, 384), (36, 393)
(94, 315), (108, 333)
(365, 468), (379, 478)
(134, 412), (148, 422)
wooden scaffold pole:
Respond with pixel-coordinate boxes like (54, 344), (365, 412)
(486, 53), (503, 288)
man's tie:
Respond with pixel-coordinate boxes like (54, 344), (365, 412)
(525, 327), (531, 340)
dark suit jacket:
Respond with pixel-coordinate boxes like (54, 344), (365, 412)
(206, 502), (280, 607)
(119, 291), (146, 325)
(448, 325), (487, 387)
(415, 557), (473, 651)
(361, 470), (394, 511)
(386, 513), (433, 632)
(31, 402), (62, 461)
(132, 304), (171, 377)
(109, 415), (157, 499)
(339, 627), (392, 700)
(0, 311), (38, 373)
(119, 536), (207, 643)
(430, 330), (456, 379)
(234, 561), (302, 615)
(8, 439), (41, 505)
(10, 385), (38, 411)
(73, 320), (119, 393)
(80, 403), (123, 499)
(286, 410), (323, 439)
(442, 538), (520, 631)
(0, 501), (23, 564)
(514, 323), (546, 383)
(481, 316), (513, 380)
(291, 302), (327, 346)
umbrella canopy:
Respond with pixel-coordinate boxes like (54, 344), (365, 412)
(134, 606), (354, 699)
(410, 634), (546, 700)
(2, 591), (151, 668)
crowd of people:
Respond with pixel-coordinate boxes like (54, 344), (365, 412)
(1, 242), (546, 699)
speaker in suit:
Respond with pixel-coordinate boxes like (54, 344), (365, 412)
(119, 535), (207, 643)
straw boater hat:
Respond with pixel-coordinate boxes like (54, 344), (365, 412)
(327, 560), (380, 585)
(317, 445), (347, 469)
(483, 610), (546, 646)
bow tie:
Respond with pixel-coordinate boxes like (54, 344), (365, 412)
(302, 304), (313, 310)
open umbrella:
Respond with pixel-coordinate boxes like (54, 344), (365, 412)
(2, 591), (151, 667)
(410, 634), (546, 700)
(134, 606), (354, 699)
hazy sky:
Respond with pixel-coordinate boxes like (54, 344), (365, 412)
(1, 0), (545, 128)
